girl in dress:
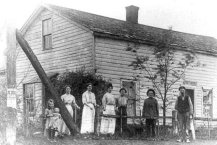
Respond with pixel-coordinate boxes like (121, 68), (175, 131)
(80, 83), (97, 134)
(44, 99), (56, 141)
(60, 85), (80, 136)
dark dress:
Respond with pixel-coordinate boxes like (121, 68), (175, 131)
(116, 95), (128, 132)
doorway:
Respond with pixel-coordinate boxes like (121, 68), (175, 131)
(185, 89), (194, 110)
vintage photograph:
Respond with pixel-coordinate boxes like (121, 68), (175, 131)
(0, 0), (217, 144)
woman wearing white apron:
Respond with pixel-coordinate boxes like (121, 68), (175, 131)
(60, 86), (80, 135)
(100, 83), (116, 135)
(80, 83), (97, 134)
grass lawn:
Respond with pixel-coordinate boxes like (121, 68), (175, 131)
(16, 133), (217, 145)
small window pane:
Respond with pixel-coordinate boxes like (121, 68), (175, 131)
(43, 35), (52, 49)
(42, 19), (52, 35)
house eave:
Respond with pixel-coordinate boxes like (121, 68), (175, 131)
(93, 31), (155, 46)
(93, 31), (217, 57)
(20, 5), (45, 35)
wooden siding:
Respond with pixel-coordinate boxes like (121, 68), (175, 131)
(95, 37), (217, 127)
(16, 9), (94, 126)
(31, 83), (43, 129)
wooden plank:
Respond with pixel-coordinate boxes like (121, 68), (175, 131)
(96, 42), (153, 54)
(53, 37), (92, 48)
(16, 30), (79, 134)
(17, 53), (92, 69)
(53, 32), (92, 44)
(16, 43), (92, 59)
(53, 27), (84, 38)
(16, 42), (93, 63)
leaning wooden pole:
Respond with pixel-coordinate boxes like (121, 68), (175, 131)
(16, 29), (79, 133)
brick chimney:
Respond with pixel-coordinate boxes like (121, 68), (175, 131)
(125, 5), (139, 24)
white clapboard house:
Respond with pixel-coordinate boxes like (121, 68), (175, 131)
(16, 4), (217, 130)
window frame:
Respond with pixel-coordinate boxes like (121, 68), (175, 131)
(42, 18), (52, 50)
(202, 87), (213, 118)
(23, 83), (35, 116)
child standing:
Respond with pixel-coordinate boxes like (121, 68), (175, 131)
(44, 99), (54, 141)
(49, 108), (62, 141)
(44, 99), (61, 142)
(143, 89), (159, 140)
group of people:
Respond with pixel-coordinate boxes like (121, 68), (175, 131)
(44, 83), (194, 143)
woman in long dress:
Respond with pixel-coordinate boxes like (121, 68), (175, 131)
(80, 83), (97, 134)
(100, 83), (117, 135)
(60, 86), (80, 135)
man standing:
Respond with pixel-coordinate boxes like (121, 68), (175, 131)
(143, 89), (159, 139)
(175, 86), (193, 143)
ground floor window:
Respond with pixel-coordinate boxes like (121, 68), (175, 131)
(202, 87), (213, 118)
(23, 83), (35, 116)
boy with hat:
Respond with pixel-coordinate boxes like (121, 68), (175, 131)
(143, 89), (159, 139)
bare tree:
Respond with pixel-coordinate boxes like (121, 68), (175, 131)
(129, 28), (198, 126)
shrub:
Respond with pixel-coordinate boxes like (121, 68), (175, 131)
(47, 68), (110, 127)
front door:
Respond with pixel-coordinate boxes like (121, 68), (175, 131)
(185, 89), (194, 112)
(186, 89), (194, 106)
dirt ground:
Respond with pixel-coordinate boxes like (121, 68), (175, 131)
(16, 134), (217, 145)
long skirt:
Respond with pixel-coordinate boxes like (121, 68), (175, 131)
(60, 104), (73, 135)
(80, 103), (95, 134)
(100, 105), (116, 134)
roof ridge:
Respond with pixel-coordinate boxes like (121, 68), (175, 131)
(44, 3), (216, 40)
(40, 3), (217, 53)
(45, 4), (125, 22)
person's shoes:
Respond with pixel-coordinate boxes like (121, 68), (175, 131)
(177, 139), (182, 142)
(186, 139), (190, 143)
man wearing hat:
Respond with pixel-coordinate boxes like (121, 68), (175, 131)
(175, 86), (193, 143)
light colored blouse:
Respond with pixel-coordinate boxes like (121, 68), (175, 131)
(117, 95), (128, 107)
(61, 94), (76, 105)
(102, 92), (116, 108)
(82, 91), (96, 105)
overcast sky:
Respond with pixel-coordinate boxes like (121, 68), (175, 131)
(0, 0), (217, 68)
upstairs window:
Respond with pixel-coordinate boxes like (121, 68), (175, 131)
(42, 18), (52, 50)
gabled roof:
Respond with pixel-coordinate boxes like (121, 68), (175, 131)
(22, 4), (217, 54)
